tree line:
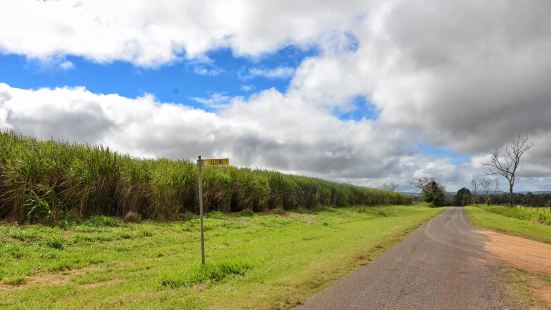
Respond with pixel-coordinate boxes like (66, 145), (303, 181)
(408, 134), (542, 207)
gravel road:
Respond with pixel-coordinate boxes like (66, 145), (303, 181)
(297, 207), (515, 310)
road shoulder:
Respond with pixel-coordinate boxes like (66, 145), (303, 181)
(478, 230), (551, 309)
(466, 206), (551, 308)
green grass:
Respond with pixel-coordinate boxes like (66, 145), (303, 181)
(160, 261), (253, 289)
(0, 205), (442, 309)
(0, 131), (412, 223)
(477, 205), (551, 225)
(466, 205), (551, 244)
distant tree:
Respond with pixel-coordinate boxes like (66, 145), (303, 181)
(409, 177), (434, 193)
(409, 177), (446, 206)
(483, 134), (534, 206)
(479, 178), (493, 204)
(423, 180), (446, 207)
(470, 179), (479, 204)
(454, 188), (472, 206)
(381, 182), (399, 192)
(479, 178), (492, 195)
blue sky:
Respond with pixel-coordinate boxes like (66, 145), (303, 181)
(417, 145), (471, 165)
(0, 46), (316, 107)
(0, 44), (387, 122)
(333, 96), (380, 121)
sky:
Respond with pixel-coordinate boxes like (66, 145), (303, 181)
(0, 0), (550, 192)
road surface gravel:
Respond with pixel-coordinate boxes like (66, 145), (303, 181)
(297, 207), (516, 310)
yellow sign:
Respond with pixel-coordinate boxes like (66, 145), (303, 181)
(204, 158), (229, 166)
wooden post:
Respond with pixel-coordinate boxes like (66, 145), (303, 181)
(197, 155), (205, 265)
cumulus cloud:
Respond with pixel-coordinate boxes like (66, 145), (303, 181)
(291, 0), (551, 153)
(285, 0), (551, 190)
(0, 0), (369, 66)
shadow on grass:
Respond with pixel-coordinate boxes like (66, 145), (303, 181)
(160, 261), (253, 289)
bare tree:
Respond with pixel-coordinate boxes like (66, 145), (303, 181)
(493, 178), (500, 194)
(480, 178), (493, 195)
(483, 134), (534, 206)
(382, 182), (400, 192)
(470, 179), (479, 204)
(409, 177), (434, 193)
(479, 178), (493, 204)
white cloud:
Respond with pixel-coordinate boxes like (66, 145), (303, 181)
(191, 65), (224, 76)
(0, 0), (370, 66)
(59, 60), (75, 70)
(283, 0), (551, 190)
(289, 0), (551, 153)
(242, 66), (295, 80)
(23, 56), (77, 72)
(190, 93), (236, 110)
(187, 58), (224, 76)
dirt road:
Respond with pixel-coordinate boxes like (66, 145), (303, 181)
(298, 207), (515, 310)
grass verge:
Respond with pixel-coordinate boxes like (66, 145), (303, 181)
(503, 267), (551, 309)
(0, 205), (442, 309)
(466, 205), (551, 308)
(465, 205), (551, 244)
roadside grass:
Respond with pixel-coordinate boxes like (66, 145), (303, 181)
(0, 205), (442, 309)
(465, 205), (551, 244)
(504, 267), (551, 310)
(476, 205), (551, 225)
(466, 205), (551, 308)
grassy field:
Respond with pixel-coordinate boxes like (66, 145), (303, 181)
(0, 131), (411, 224)
(466, 205), (551, 244)
(0, 205), (442, 309)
